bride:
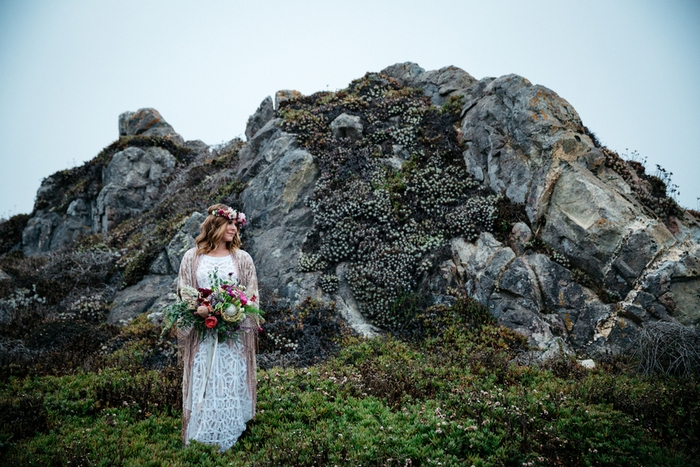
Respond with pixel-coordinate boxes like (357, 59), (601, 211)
(176, 203), (260, 451)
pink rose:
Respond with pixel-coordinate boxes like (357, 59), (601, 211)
(204, 316), (218, 328)
(239, 293), (248, 306)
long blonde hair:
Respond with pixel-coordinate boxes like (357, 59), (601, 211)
(195, 203), (242, 255)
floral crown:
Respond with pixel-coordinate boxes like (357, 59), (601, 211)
(211, 207), (246, 227)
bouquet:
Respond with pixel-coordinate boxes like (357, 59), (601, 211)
(163, 269), (264, 343)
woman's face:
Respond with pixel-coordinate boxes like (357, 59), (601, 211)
(222, 219), (238, 243)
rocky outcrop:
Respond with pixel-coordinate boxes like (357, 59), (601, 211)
(451, 69), (700, 355)
(22, 210), (92, 256)
(95, 146), (177, 233)
(236, 116), (378, 335)
(237, 120), (320, 300)
(22, 109), (183, 253)
(382, 62), (477, 106)
(17, 64), (700, 356)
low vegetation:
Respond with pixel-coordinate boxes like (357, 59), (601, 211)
(1, 299), (699, 466)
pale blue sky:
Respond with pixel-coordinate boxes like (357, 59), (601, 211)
(1, 0), (698, 218)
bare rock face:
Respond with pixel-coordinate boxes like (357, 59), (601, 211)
(19, 65), (700, 356)
(245, 96), (275, 141)
(107, 275), (177, 324)
(165, 212), (206, 274)
(94, 146), (176, 233)
(237, 121), (320, 300)
(22, 211), (92, 256)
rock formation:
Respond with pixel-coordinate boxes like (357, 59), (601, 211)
(15, 62), (700, 359)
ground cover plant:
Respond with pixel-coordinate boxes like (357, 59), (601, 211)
(1, 299), (699, 467)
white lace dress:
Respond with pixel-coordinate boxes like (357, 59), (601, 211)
(185, 254), (253, 451)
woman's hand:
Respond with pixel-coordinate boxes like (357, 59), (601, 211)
(196, 305), (210, 318)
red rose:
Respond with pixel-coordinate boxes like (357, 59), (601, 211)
(198, 288), (213, 298)
(204, 316), (218, 328)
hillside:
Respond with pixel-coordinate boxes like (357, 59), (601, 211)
(1, 62), (699, 465)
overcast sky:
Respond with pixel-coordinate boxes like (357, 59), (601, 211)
(1, 0), (698, 219)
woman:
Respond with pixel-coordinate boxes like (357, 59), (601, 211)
(177, 203), (260, 451)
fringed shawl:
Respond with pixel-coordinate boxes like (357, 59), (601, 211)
(176, 247), (260, 443)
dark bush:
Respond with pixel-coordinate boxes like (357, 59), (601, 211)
(0, 214), (30, 255)
(258, 298), (354, 369)
(0, 393), (48, 448)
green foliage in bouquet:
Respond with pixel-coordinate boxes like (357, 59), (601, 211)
(162, 269), (264, 343)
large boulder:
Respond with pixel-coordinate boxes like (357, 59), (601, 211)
(94, 146), (176, 233)
(238, 120), (319, 301)
(107, 275), (177, 325)
(118, 108), (184, 145)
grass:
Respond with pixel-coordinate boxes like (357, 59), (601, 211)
(1, 305), (699, 467)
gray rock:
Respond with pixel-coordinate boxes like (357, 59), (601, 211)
(497, 257), (543, 311)
(330, 113), (363, 141)
(510, 222), (532, 255)
(185, 140), (209, 151)
(392, 145), (410, 160)
(107, 274), (177, 324)
(641, 243), (700, 325)
(449, 234), (516, 305)
(382, 62), (477, 105)
(166, 212), (206, 274)
(147, 277), (179, 326)
(239, 129), (319, 303)
(0, 269), (11, 281)
(245, 96), (275, 140)
(455, 68), (700, 347)
(578, 359), (595, 369)
(94, 146), (176, 233)
(236, 119), (292, 182)
(149, 250), (173, 275)
(275, 90), (303, 109)
(22, 212), (62, 255)
(235, 120), (377, 335)
(22, 210), (92, 256)
(118, 108), (184, 145)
